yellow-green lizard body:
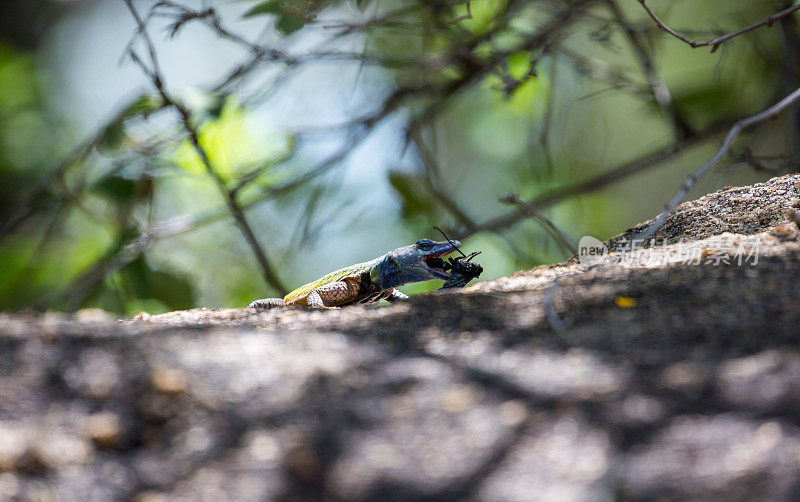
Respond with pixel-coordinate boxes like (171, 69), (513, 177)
(248, 239), (461, 309)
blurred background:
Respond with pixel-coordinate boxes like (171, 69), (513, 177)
(0, 0), (797, 315)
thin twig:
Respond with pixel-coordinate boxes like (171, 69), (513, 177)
(539, 50), (557, 174)
(460, 120), (735, 239)
(637, 0), (800, 53)
(499, 193), (578, 256)
(635, 85), (800, 244)
(607, 0), (692, 138)
(54, 214), (200, 310)
(0, 125), (106, 245)
(124, 0), (288, 295)
(778, 7), (800, 164)
(449, 0), (472, 24)
(411, 131), (478, 229)
(556, 46), (649, 98)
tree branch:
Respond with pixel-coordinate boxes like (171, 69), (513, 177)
(499, 193), (578, 257)
(459, 120), (735, 239)
(636, 85), (800, 244)
(637, 1), (800, 53)
(607, 0), (692, 138)
(124, 0), (288, 295)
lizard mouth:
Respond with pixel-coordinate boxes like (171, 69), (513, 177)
(424, 251), (454, 279)
(425, 256), (446, 271)
(421, 240), (460, 279)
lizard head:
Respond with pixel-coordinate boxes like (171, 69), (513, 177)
(375, 238), (460, 287)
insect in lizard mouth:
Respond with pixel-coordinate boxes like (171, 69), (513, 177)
(430, 226), (484, 287)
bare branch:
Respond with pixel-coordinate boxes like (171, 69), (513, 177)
(0, 126), (106, 245)
(449, 0), (472, 24)
(636, 85), (800, 244)
(499, 193), (578, 257)
(607, 0), (692, 138)
(637, 1), (800, 53)
(459, 120), (735, 239)
(556, 46), (649, 99)
(539, 50), (558, 174)
(123, 0), (288, 295)
(410, 131), (478, 229)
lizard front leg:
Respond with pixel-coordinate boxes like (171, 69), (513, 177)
(386, 290), (410, 302)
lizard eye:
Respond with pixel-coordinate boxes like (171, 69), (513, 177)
(416, 239), (434, 251)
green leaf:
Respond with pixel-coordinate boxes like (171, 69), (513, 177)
(388, 170), (434, 220)
(120, 94), (163, 119)
(243, 0), (286, 18)
(276, 15), (306, 35)
(671, 83), (738, 127)
(97, 94), (163, 154)
(99, 120), (127, 153)
(174, 88), (226, 123)
(243, 0), (312, 34)
(92, 175), (139, 204)
(123, 257), (194, 311)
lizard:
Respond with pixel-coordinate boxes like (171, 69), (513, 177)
(247, 238), (469, 309)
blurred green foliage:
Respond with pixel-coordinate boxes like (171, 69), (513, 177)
(0, 0), (797, 314)
(0, 45), (59, 220)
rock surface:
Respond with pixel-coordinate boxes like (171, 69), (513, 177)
(1, 174), (800, 501)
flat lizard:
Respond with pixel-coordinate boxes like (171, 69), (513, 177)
(248, 239), (472, 309)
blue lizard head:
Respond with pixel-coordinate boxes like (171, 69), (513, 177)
(374, 238), (460, 288)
